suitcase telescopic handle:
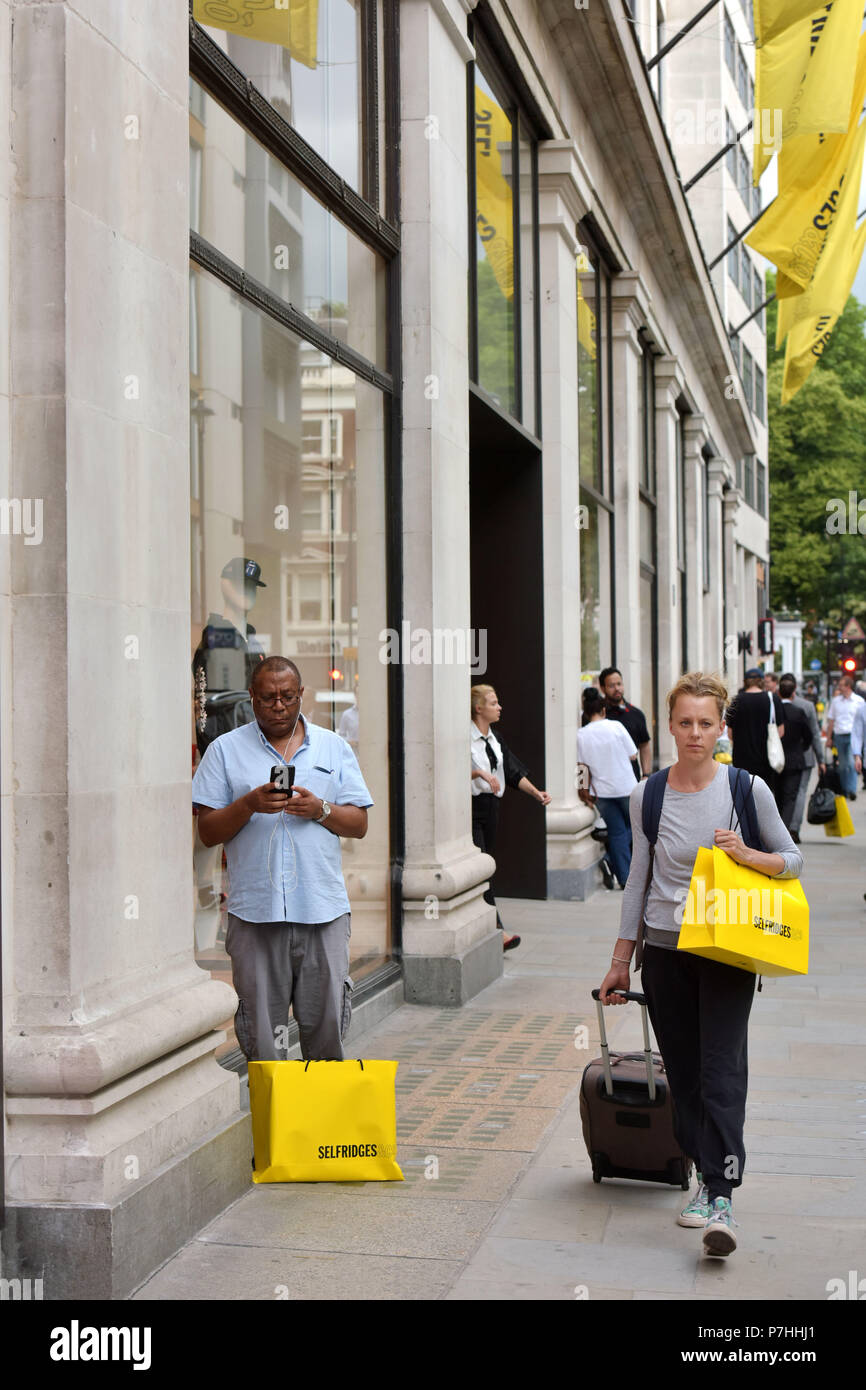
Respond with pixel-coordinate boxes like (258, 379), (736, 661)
(590, 988), (656, 1101)
(591, 988), (646, 1005)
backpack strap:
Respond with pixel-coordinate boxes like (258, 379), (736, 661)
(635, 768), (670, 971)
(641, 767), (670, 846)
(727, 765), (762, 851)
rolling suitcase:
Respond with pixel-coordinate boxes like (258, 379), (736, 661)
(579, 988), (691, 1189)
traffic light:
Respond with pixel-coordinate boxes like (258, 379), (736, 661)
(839, 641), (857, 674)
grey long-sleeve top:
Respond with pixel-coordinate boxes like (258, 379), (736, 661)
(619, 761), (804, 949)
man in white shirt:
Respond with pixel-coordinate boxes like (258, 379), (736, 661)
(825, 677), (865, 800)
(577, 688), (640, 888)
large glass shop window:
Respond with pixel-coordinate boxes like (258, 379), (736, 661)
(471, 60), (538, 430)
(189, 263), (392, 1059)
(190, 79), (387, 370)
(474, 66), (516, 415)
(192, 0), (363, 191)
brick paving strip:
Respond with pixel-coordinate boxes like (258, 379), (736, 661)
(132, 798), (866, 1301)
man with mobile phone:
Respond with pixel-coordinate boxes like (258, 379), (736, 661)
(192, 656), (373, 1061)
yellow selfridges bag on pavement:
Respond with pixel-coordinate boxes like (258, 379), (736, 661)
(249, 1059), (404, 1183)
(824, 795), (855, 838)
(676, 845), (809, 977)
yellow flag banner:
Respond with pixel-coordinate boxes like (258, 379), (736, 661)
(192, 0), (318, 69)
(475, 86), (514, 300)
(781, 222), (866, 398)
(781, 162), (866, 401)
(576, 251), (597, 361)
(755, 0), (835, 46)
(753, 0), (862, 184)
(775, 115), (866, 347)
(748, 34), (866, 298)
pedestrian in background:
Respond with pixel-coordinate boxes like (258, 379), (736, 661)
(775, 676), (813, 835)
(851, 696), (866, 793)
(471, 684), (551, 951)
(599, 666), (652, 778)
(577, 688), (640, 889)
(825, 676), (865, 801)
(855, 682), (866, 791)
(725, 668), (785, 793)
(780, 672), (826, 843)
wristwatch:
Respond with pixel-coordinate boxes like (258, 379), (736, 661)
(315, 800), (332, 824)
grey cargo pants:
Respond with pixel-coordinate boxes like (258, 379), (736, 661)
(225, 912), (353, 1061)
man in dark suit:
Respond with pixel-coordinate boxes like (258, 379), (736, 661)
(782, 672), (826, 842)
(775, 675), (814, 832)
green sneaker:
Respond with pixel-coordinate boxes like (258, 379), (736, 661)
(702, 1196), (738, 1256)
(677, 1180), (710, 1228)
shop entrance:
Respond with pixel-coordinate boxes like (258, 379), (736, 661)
(469, 387), (546, 901)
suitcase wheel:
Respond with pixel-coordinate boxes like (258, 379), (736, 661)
(591, 1153), (605, 1184)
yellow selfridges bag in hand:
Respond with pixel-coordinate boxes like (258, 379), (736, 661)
(676, 845), (809, 977)
(249, 1059), (404, 1183)
(824, 795), (855, 838)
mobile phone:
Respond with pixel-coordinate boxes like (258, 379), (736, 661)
(270, 764), (294, 795)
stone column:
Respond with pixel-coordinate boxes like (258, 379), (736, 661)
(399, 0), (502, 1001)
(537, 140), (598, 899)
(682, 413), (708, 670)
(654, 357), (685, 761)
(705, 457), (733, 673)
(723, 485), (743, 688)
(610, 271), (650, 702)
(3, 0), (247, 1300)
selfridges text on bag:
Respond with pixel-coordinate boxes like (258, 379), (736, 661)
(676, 844), (809, 977)
(249, 1059), (404, 1183)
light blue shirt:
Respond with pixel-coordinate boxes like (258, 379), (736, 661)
(191, 717), (373, 924)
(852, 701), (866, 759)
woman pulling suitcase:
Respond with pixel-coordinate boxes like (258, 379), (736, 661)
(598, 671), (802, 1257)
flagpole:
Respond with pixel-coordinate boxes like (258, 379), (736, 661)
(730, 295), (776, 339)
(709, 199), (777, 268)
(684, 120), (753, 192)
(646, 0), (723, 70)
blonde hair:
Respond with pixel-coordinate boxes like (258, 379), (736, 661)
(471, 684), (496, 719)
(667, 670), (728, 721)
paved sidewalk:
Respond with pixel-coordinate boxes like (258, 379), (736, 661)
(133, 791), (866, 1301)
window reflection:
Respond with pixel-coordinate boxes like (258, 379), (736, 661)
(580, 498), (611, 675)
(193, 0), (362, 190)
(577, 249), (599, 488)
(190, 78), (386, 370)
(474, 70), (515, 414)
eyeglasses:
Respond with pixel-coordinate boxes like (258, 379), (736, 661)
(255, 690), (300, 707)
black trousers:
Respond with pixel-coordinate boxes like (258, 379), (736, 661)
(471, 793), (503, 929)
(641, 944), (756, 1200)
(775, 766), (803, 830)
